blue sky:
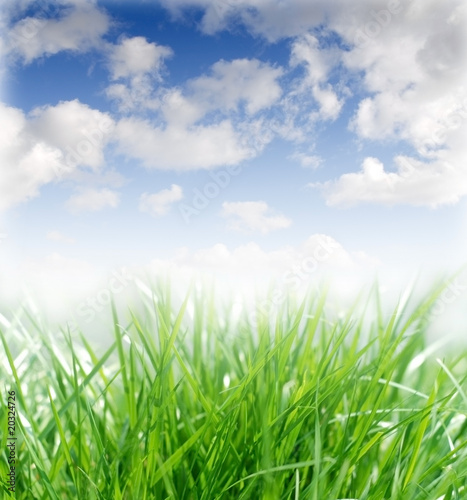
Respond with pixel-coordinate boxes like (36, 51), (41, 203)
(1, 0), (467, 308)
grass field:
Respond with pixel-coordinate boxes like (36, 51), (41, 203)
(1, 279), (466, 499)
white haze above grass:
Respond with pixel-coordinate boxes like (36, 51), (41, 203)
(0, 235), (465, 348)
(0, 0), (466, 346)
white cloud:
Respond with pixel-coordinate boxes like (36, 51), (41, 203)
(189, 58), (283, 115)
(7, 2), (110, 63)
(314, 156), (467, 208)
(159, 88), (205, 127)
(291, 34), (332, 84)
(66, 188), (120, 213)
(108, 36), (173, 80)
(105, 75), (161, 113)
(290, 34), (343, 121)
(29, 99), (114, 171)
(221, 201), (291, 234)
(104, 36), (172, 112)
(115, 117), (257, 170)
(139, 184), (183, 216)
(0, 99), (117, 212)
(157, 58), (283, 125)
(13, 252), (96, 290)
(0, 9), (9, 86)
(0, 102), (63, 211)
(310, 84), (342, 121)
(46, 230), (76, 244)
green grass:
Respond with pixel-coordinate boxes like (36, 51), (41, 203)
(1, 280), (466, 499)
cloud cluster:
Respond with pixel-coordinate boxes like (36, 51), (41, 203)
(0, 102), (62, 211)
(0, 99), (114, 212)
(290, 34), (343, 120)
(326, 0), (467, 206)
(110, 55), (283, 170)
(2, 0), (467, 212)
(105, 36), (173, 112)
(159, 0), (467, 207)
(314, 156), (467, 208)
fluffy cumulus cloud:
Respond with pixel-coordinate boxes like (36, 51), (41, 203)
(315, 155), (467, 208)
(115, 117), (258, 170)
(0, 102), (62, 211)
(290, 34), (343, 120)
(104, 37), (171, 113)
(105, 75), (160, 113)
(139, 184), (183, 216)
(6, 1), (110, 63)
(343, 2), (467, 147)
(158, 88), (205, 127)
(109, 57), (281, 167)
(189, 58), (283, 115)
(221, 201), (291, 234)
(29, 99), (114, 171)
(66, 188), (120, 213)
(0, 99), (115, 212)
(105, 36), (173, 112)
(108, 36), (173, 80)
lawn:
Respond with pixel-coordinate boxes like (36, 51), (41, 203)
(1, 279), (466, 499)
